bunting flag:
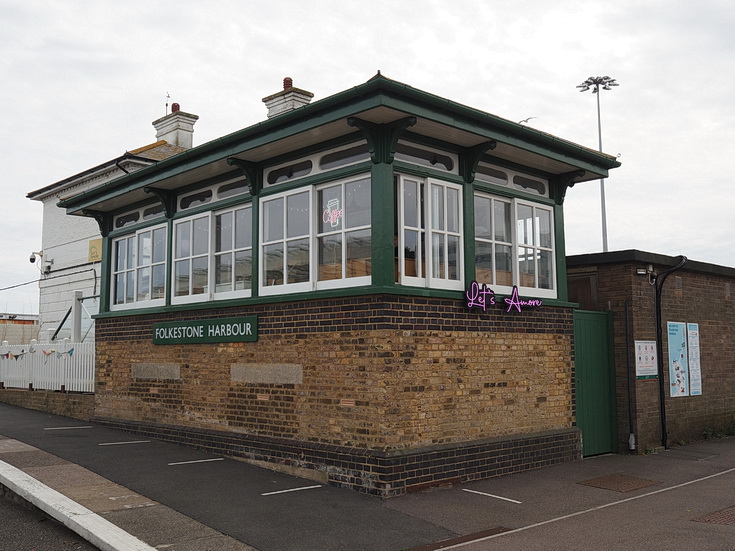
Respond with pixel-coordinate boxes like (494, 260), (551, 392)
(2, 348), (73, 361)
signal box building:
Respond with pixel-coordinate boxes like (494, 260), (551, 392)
(59, 75), (620, 496)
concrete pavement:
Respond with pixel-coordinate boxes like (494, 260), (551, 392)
(1, 402), (734, 550)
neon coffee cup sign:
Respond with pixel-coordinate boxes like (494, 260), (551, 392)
(465, 281), (542, 313)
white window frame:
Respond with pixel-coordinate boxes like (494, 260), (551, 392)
(171, 204), (254, 305)
(110, 223), (167, 311)
(474, 190), (557, 299)
(259, 188), (314, 296)
(314, 176), (372, 291)
(212, 204), (253, 300)
(172, 213), (211, 305)
(396, 175), (464, 291)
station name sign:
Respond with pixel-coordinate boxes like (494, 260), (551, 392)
(153, 316), (258, 345)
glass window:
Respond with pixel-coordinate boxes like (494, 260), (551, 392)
(319, 144), (370, 171)
(217, 179), (248, 199)
(173, 214), (210, 301)
(266, 160), (313, 186)
(474, 191), (555, 297)
(214, 205), (252, 296)
(180, 190), (212, 210)
(395, 175), (463, 291)
(260, 190), (311, 293)
(316, 177), (371, 287)
(395, 143), (455, 172)
(111, 224), (167, 309)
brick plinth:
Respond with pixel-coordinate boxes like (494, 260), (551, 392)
(93, 416), (580, 497)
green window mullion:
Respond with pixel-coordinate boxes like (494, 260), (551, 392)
(463, 182), (476, 284)
(553, 202), (568, 302)
(251, 195), (261, 295)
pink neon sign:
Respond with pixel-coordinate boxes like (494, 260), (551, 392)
(466, 281), (542, 313)
(323, 198), (343, 227)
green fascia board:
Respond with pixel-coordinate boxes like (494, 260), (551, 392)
(60, 75), (619, 213)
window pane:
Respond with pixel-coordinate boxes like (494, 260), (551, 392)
(538, 209), (552, 249)
(235, 207), (252, 249)
(193, 217), (209, 256)
(432, 233), (445, 278)
(125, 272), (135, 303)
(287, 238), (309, 283)
(151, 265), (165, 299)
(126, 236), (136, 269)
(447, 188), (460, 233)
(138, 231), (151, 267)
(263, 243), (283, 286)
(319, 185), (342, 234)
(447, 235), (460, 280)
(114, 274), (125, 304)
(176, 221), (191, 258)
(517, 204), (534, 246)
(152, 228), (166, 264)
(539, 250), (553, 290)
(404, 180), (418, 227)
(403, 229), (418, 277)
(192, 256), (208, 295)
(431, 184), (444, 231)
(115, 240), (126, 271)
(136, 267), (150, 301)
(175, 260), (189, 296)
(263, 198), (284, 242)
(318, 234), (342, 281)
(235, 251), (252, 290)
(215, 253), (232, 292)
(475, 241), (493, 284)
(494, 201), (511, 242)
(496, 245), (513, 286)
(345, 179), (370, 228)
(287, 192), (310, 238)
(216, 212), (233, 253)
(519, 247), (535, 287)
(346, 229), (371, 277)
(474, 196), (492, 240)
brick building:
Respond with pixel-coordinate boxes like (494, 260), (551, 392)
(568, 250), (735, 455)
(58, 75), (621, 496)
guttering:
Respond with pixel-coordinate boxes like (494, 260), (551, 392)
(59, 75), (620, 213)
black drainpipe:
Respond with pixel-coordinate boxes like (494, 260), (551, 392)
(654, 255), (688, 449)
(625, 299), (636, 452)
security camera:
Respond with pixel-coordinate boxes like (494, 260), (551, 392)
(30, 254), (36, 263)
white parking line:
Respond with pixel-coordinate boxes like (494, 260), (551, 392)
(167, 458), (225, 466)
(442, 466), (735, 549)
(261, 484), (323, 496)
(43, 426), (94, 431)
(462, 488), (522, 503)
(98, 440), (151, 446)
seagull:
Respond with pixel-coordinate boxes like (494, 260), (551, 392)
(518, 117), (537, 124)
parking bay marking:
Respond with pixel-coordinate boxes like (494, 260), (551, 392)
(462, 489), (522, 504)
(261, 485), (323, 496)
(44, 426), (94, 431)
(168, 458), (225, 466)
(98, 440), (151, 446)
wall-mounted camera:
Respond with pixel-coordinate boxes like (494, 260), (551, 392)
(30, 251), (42, 264)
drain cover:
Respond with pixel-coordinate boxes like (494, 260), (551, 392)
(578, 473), (660, 492)
(693, 506), (735, 525)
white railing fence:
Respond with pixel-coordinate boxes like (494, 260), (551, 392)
(0, 339), (95, 393)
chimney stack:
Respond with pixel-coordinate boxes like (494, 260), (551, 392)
(152, 104), (199, 149)
(262, 77), (314, 119)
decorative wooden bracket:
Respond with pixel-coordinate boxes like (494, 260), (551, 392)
(460, 141), (497, 183)
(227, 158), (262, 196)
(346, 116), (417, 164)
(552, 170), (586, 204)
(82, 210), (112, 237)
(144, 187), (177, 218)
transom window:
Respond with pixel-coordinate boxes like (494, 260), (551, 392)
(474, 191), (555, 297)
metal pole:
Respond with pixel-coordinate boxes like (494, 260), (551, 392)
(596, 90), (608, 252)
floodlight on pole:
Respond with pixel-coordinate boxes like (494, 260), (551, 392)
(577, 76), (618, 252)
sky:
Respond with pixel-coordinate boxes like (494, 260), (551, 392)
(1, 0), (733, 314)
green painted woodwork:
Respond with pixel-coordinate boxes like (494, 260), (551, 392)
(574, 310), (617, 456)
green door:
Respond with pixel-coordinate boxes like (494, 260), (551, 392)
(574, 310), (616, 456)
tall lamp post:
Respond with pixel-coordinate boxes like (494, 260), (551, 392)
(577, 76), (618, 252)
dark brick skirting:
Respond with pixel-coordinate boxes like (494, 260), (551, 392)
(92, 417), (581, 497)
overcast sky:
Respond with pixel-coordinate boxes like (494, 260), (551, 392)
(1, 0), (733, 314)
